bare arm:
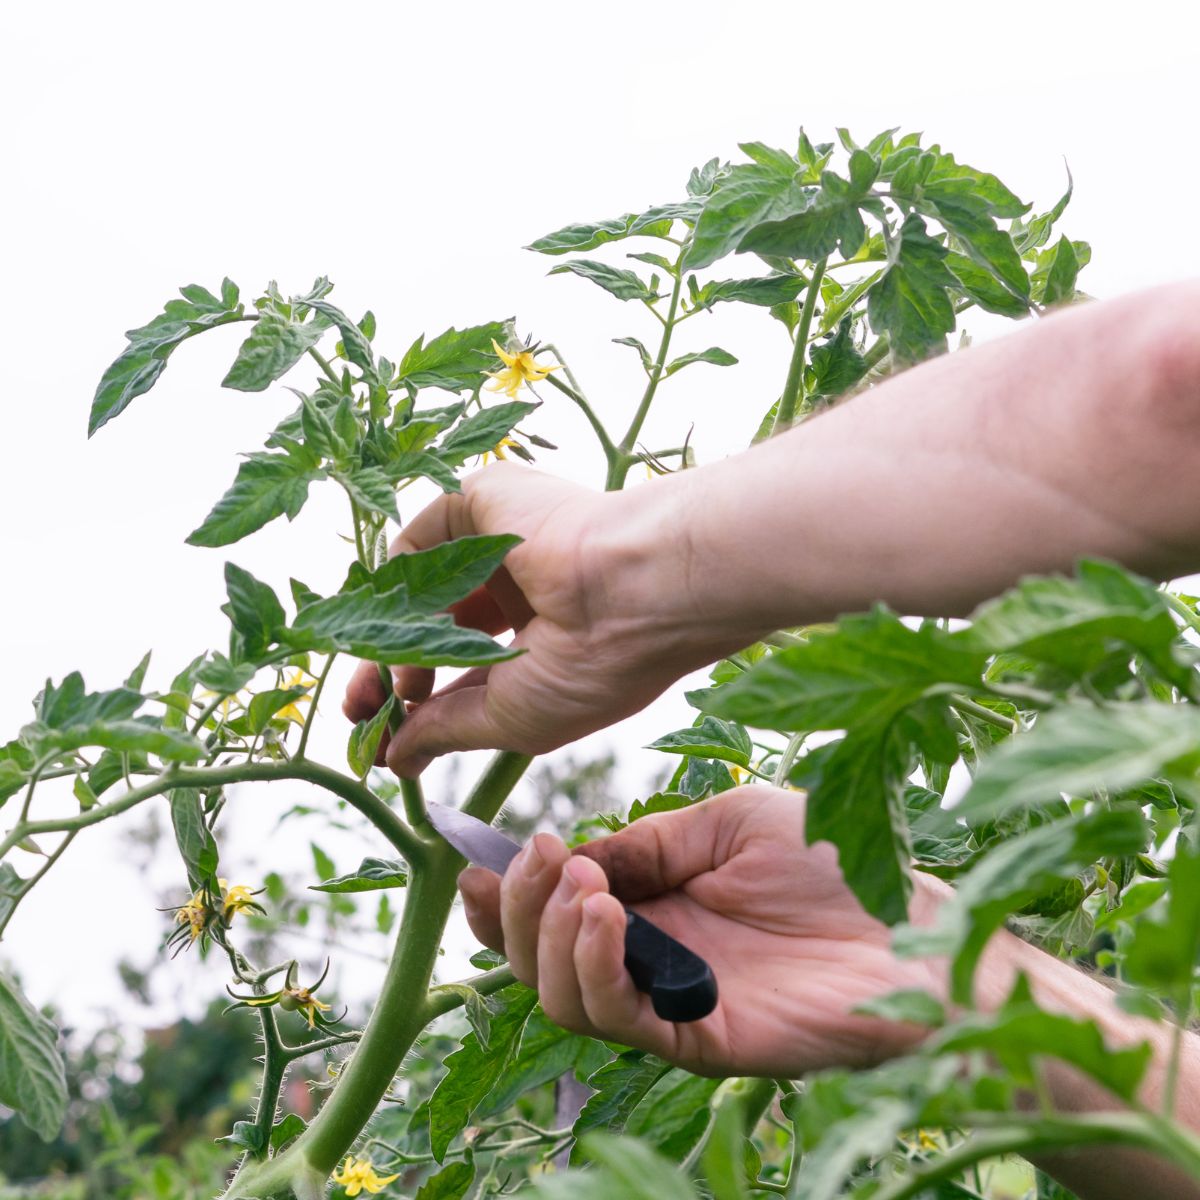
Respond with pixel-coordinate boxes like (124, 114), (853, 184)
(346, 281), (1200, 774)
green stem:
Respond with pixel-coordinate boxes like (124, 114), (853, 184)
(296, 654), (337, 760)
(424, 965), (517, 1020)
(462, 750), (533, 822)
(0, 829), (77, 938)
(1166, 985), (1192, 1117)
(952, 696), (1018, 734)
(252, 1006), (287, 1159)
(771, 257), (827, 436)
(373, 662), (427, 829)
(307, 347), (339, 384)
(607, 252), (687, 490)
(773, 733), (807, 788)
(543, 368), (618, 463)
(1, 759), (424, 865)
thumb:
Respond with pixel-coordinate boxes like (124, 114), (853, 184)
(384, 685), (507, 777)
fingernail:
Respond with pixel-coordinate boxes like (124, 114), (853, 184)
(522, 837), (545, 878)
(558, 857), (588, 900)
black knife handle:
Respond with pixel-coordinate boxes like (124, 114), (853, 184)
(622, 908), (718, 1023)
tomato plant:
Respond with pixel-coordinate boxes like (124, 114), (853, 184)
(4, 127), (1198, 1200)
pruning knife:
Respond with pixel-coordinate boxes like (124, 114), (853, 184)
(426, 802), (718, 1023)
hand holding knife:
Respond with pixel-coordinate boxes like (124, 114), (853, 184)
(426, 802), (718, 1023)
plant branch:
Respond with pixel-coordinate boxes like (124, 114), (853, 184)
(307, 347), (339, 384)
(296, 653), (337, 760)
(2, 758), (424, 864)
(771, 257), (826, 436)
(543, 365), (618, 463)
(952, 696), (1019, 734)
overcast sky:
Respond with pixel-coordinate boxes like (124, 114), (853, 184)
(3, 0), (1199, 1031)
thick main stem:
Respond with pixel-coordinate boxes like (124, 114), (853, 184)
(771, 257), (827, 436)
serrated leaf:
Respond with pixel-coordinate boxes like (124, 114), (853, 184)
(737, 170), (868, 261)
(195, 654), (257, 695)
(955, 703), (1200, 825)
(303, 298), (375, 375)
(169, 788), (218, 890)
(224, 562), (285, 660)
(427, 983), (538, 1160)
(573, 1052), (671, 1149)
(690, 274), (806, 311)
(645, 717), (752, 767)
(0, 969), (68, 1141)
(284, 589), (517, 668)
(396, 322), (511, 393)
(896, 809), (1150, 1004)
(866, 214), (957, 362)
(922, 187), (1029, 300)
(548, 259), (659, 302)
(527, 206), (691, 255)
(663, 347), (738, 378)
(384, 451), (461, 493)
(247, 687), (308, 734)
(338, 466), (399, 522)
(613, 335), (653, 372)
(415, 1161), (475, 1200)
(791, 727), (914, 926)
(808, 318), (867, 398)
(1124, 838), (1200, 990)
(347, 696), (395, 777)
(311, 854), (407, 893)
(89, 281), (243, 436)
(625, 1068), (721, 1162)
(222, 313), (328, 392)
(440, 402), (538, 463)
(945, 251), (1031, 317)
(1041, 235), (1080, 306)
(187, 454), (324, 548)
(572, 1134), (698, 1200)
(704, 608), (985, 733)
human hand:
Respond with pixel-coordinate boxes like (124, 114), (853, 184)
(342, 463), (753, 777)
(456, 785), (954, 1078)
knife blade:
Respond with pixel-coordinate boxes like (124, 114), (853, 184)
(426, 802), (718, 1023)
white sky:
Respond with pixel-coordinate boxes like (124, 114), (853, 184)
(3, 0), (1200, 1032)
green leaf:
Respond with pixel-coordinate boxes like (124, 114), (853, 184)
(704, 608), (985, 733)
(269, 1113), (307, 1152)
(573, 1051), (671, 1146)
(384, 451), (461, 493)
(345, 534), (520, 614)
(224, 563), (285, 659)
(686, 161), (813, 271)
(663, 347), (738, 378)
(1042, 235), (1080, 306)
(945, 251), (1031, 317)
(195, 654), (257, 695)
(737, 170), (868, 261)
(337, 466), (399, 522)
(310, 842), (335, 882)
(624, 1068), (721, 1161)
(477, 1012), (604, 1115)
(548, 259), (659, 302)
(1014, 168), (1073, 253)
(961, 559), (1185, 682)
(347, 697), (395, 778)
(932, 979), (1150, 1100)
(169, 788), (218, 890)
(284, 590), (517, 668)
(866, 214), (958, 362)
(690, 274), (806, 311)
(222, 313), (328, 392)
(187, 453), (324, 548)
(613, 336), (653, 373)
(896, 809), (1150, 1004)
(791, 727), (914, 926)
(89, 281), (244, 436)
(526, 206), (692, 255)
(955, 703), (1200, 824)
(922, 187), (1029, 300)
(1123, 837), (1200, 991)
(36, 671), (143, 728)
(645, 717), (752, 767)
(852, 988), (946, 1028)
(246, 687), (308, 735)
(427, 983), (538, 1160)
(415, 1161), (475, 1200)
(396, 322), (511, 393)
(574, 1134), (698, 1200)
(0, 760), (26, 807)
(808, 318), (867, 397)
(440, 402), (538, 463)
(917, 151), (1030, 218)
(124, 651), (152, 691)
(0, 969), (68, 1141)
(303, 298), (375, 375)
(311, 854), (407, 894)
(627, 791), (696, 823)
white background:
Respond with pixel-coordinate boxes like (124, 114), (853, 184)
(2, 0), (1199, 1033)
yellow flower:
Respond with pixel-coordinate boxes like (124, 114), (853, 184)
(480, 436), (521, 465)
(332, 1156), (400, 1196)
(275, 668), (318, 726)
(288, 986), (332, 1030)
(174, 895), (208, 942)
(917, 1129), (940, 1152)
(222, 882), (259, 920)
(486, 338), (558, 399)
(728, 765), (747, 786)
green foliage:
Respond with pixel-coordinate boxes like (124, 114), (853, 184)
(18, 125), (1196, 1200)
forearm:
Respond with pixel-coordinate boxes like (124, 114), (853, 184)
(619, 282), (1200, 649)
(979, 931), (1200, 1200)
